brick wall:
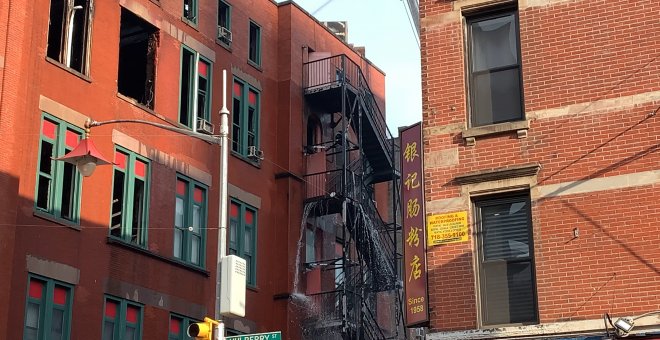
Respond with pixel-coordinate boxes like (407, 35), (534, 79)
(420, 0), (660, 335)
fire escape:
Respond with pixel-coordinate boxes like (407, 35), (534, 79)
(298, 55), (403, 340)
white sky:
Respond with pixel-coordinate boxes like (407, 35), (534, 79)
(278, 0), (423, 136)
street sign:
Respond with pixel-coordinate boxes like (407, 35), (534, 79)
(225, 331), (281, 340)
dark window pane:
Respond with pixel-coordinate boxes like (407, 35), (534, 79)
(471, 14), (517, 72)
(47, 0), (65, 61)
(103, 321), (115, 340)
(60, 162), (76, 220)
(39, 141), (54, 174)
(68, 0), (90, 72)
(218, 2), (229, 28)
(472, 68), (522, 126)
(180, 50), (194, 126)
(232, 97), (242, 152)
(50, 308), (64, 340)
(482, 200), (529, 260)
(131, 178), (145, 244)
(483, 261), (535, 324)
(37, 176), (52, 211)
(197, 76), (208, 120)
(111, 170), (125, 237)
(24, 302), (40, 340)
(249, 23), (259, 63)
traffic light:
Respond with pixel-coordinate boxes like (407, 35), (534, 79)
(187, 317), (218, 340)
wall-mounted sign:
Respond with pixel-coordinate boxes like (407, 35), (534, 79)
(427, 211), (469, 246)
(399, 122), (429, 327)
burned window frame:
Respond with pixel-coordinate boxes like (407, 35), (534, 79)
(117, 8), (159, 109)
(109, 147), (150, 247)
(46, 0), (94, 75)
(179, 45), (213, 129)
(182, 0), (198, 25)
(34, 113), (83, 224)
(217, 0), (232, 46)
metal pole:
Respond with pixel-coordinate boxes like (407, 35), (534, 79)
(213, 322), (225, 340)
(215, 69), (230, 320)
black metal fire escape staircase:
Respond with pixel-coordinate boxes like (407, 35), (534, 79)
(301, 55), (403, 340)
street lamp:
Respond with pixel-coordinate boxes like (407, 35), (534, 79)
(54, 70), (242, 331)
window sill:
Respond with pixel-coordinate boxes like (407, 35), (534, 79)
(33, 210), (81, 231)
(107, 237), (210, 276)
(181, 17), (199, 30)
(116, 93), (155, 113)
(462, 120), (530, 146)
(231, 151), (261, 169)
(45, 57), (92, 83)
(216, 39), (232, 52)
(247, 60), (263, 72)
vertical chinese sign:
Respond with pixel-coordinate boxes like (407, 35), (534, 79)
(400, 123), (429, 326)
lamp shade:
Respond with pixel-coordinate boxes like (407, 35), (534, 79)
(53, 138), (112, 177)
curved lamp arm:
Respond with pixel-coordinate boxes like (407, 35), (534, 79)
(88, 119), (221, 145)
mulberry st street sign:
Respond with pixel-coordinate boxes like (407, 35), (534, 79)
(399, 122), (429, 326)
(225, 331), (281, 340)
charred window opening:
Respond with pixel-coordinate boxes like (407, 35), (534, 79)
(47, 0), (92, 74)
(118, 8), (158, 109)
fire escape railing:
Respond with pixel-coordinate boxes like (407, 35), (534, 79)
(303, 55), (394, 170)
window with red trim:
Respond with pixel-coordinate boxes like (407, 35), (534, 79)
(35, 113), (83, 223)
(169, 314), (198, 340)
(228, 199), (257, 286)
(179, 45), (212, 129)
(24, 275), (73, 340)
(174, 175), (207, 266)
(110, 147), (150, 247)
(231, 78), (260, 159)
(102, 296), (142, 340)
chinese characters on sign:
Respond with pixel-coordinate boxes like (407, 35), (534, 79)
(400, 123), (429, 326)
(427, 211), (469, 246)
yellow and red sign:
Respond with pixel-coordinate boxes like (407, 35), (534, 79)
(400, 123), (429, 327)
(427, 211), (469, 246)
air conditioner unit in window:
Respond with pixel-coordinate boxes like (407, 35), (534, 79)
(247, 145), (264, 161)
(196, 118), (214, 135)
(217, 26), (233, 43)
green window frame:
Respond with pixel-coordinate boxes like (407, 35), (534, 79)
(231, 78), (260, 158)
(182, 0), (198, 24)
(110, 147), (150, 247)
(174, 175), (208, 267)
(217, 0), (232, 46)
(229, 199), (257, 286)
(169, 314), (198, 340)
(179, 46), (213, 129)
(23, 274), (74, 340)
(102, 296), (143, 340)
(34, 113), (83, 224)
(248, 20), (261, 66)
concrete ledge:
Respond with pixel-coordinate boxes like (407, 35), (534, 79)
(455, 163), (541, 185)
(26, 255), (80, 285)
(462, 120), (530, 139)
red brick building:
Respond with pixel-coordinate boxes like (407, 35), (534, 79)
(419, 0), (660, 339)
(0, 0), (400, 339)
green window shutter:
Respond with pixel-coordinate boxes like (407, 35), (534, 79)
(231, 78), (260, 157)
(102, 296), (143, 340)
